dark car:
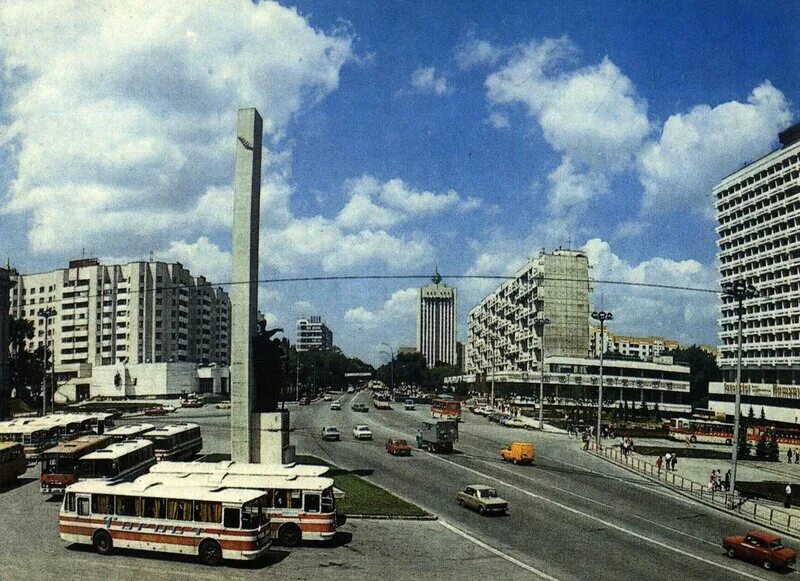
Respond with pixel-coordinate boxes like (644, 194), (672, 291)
(299, 397), (310, 406)
(352, 403), (369, 412)
(723, 530), (796, 571)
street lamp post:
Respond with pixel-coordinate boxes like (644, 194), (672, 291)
(380, 343), (395, 392)
(534, 316), (550, 430)
(591, 310), (613, 445)
(490, 337), (496, 409)
(37, 307), (57, 416)
(722, 280), (758, 504)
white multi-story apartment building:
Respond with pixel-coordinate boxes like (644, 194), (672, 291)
(417, 272), (457, 368)
(709, 123), (800, 423)
(295, 316), (333, 351)
(590, 326), (679, 361)
(9, 258), (231, 400)
(0, 267), (12, 417)
(466, 250), (590, 377)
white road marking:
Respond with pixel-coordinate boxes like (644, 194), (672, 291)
(438, 519), (561, 581)
(631, 514), (719, 547)
(427, 453), (768, 581)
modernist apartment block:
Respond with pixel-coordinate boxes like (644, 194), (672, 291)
(590, 326), (679, 361)
(417, 272), (457, 368)
(9, 258), (231, 399)
(295, 316), (333, 351)
(466, 250), (590, 377)
(709, 122), (800, 423)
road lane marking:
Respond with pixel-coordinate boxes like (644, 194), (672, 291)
(426, 453), (768, 581)
(438, 519), (561, 581)
(630, 514), (719, 547)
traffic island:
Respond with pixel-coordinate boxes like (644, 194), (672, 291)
(296, 455), (433, 519)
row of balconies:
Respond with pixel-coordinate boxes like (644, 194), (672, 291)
(717, 183), (797, 228)
(716, 165), (799, 216)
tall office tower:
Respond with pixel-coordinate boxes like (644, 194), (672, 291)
(709, 122), (800, 422)
(466, 250), (590, 376)
(295, 316), (333, 351)
(417, 271), (457, 368)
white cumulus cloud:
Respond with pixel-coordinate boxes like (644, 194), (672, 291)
(410, 66), (451, 96)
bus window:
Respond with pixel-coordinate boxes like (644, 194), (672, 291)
(77, 497), (90, 517)
(304, 493), (320, 514)
(116, 496), (139, 517)
(92, 494), (114, 515)
(321, 488), (335, 513)
(142, 497), (165, 519)
(263, 489), (274, 507)
(167, 498), (192, 521)
(64, 492), (76, 513)
(223, 507), (240, 529)
(194, 501), (222, 523)
(289, 490), (302, 509)
(274, 491), (287, 509)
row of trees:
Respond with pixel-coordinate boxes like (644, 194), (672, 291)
(3, 317), (47, 417)
(737, 405), (781, 462)
(374, 351), (461, 391)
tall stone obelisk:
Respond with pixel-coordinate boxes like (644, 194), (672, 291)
(230, 108), (262, 462)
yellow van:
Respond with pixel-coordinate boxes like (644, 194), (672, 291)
(500, 442), (535, 465)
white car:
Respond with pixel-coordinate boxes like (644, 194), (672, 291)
(323, 394), (333, 401)
(161, 404), (177, 413)
(330, 400), (342, 410)
(347, 387), (355, 394)
(353, 425), (373, 440)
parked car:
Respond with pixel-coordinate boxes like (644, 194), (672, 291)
(723, 531), (796, 571)
(144, 406), (168, 416)
(323, 394), (333, 401)
(347, 387), (355, 393)
(457, 485), (508, 515)
(181, 400), (204, 409)
(353, 425), (373, 440)
(330, 400), (342, 410)
(216, 401), (231, 409)
(500, 442), (535, 465)
(321, 426), (341, 441)
(352, 403), (369, 412)
(299, 397), (310, 406)
(386, 438), (412, 456)
(504, 418), (529, 429)
(160, 404), (177, 413)
(404, 399), (416, 411)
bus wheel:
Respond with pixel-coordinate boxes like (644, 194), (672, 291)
(725, 438), (732, 445)
(690, 435), (697, 443)
(92, 529), (113, 555)
(199, 539), (222, 566)
(278, 523), (302, 547)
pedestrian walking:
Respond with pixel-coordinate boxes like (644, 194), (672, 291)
(724, 469), (731, 491)
(785, 483), (793, 509)
(795, 449), (799, 464)
(656, 455), (663, 474)
(670, 453), (678, 471)
(664, 452), (671, 471)
(788, 449), (793, 464)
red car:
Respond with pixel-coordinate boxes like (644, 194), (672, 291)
(386, 438), (412, 456)
(144, 406), (168, 416)
(723, 530), (796, 571)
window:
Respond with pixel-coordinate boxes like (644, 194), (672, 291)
(304, 493), (321, 514)
(142, 497), (166, 519)
(77, 497), (90, 517)
(167, 498), (193, 521)
(92, 494), (114, 515)
(194, 501), (222, 523)
(116, 495), (138, 517)
(64, 493), (76, 513)
(223, 507), (240, 529)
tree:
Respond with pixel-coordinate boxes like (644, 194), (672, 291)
(748, 406), (755, 422)
(760, 407), (766, 421)
(737, 411), (751, 459)
(766, 433), (780, 462)
(755, 435), (767, 460)
(7, 316), (45, 410)
(652, 402), (661, 421)
(668, 346), (721, 407)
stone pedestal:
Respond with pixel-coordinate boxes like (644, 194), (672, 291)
(251, 410), (292, 464)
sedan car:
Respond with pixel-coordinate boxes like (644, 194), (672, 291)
(323, 394), (333, 401)
(351, 403), (369, 412)
(353, 425), (373, 440)
(321, 426), (341, 441)
(504, 418), (529, 429)
(330, 400), (342, 410)
(723, 531), (796, 571)
(144, 406), (168, 416)
(386, 437), (412, 456)
(457, 485), (508, 515)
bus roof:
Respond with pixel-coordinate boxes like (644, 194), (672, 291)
(66, 479), (266, 504)
(136, 471), (335, 492)
(143, 423), (200, 437)
(150, 460), (329, 478)
(41, 435), (112, 457)
(106, 424), (155, 437)
(81, 439), (152, 460)
(0, 442), (23, 453)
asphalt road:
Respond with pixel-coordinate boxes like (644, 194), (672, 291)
(290, 391), (793, 581)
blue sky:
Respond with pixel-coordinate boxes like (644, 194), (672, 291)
(1, 1), (798, 364)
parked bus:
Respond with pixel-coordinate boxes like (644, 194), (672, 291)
(668, 418), (734, 444)
(0, 442), (27, 486)
(747, 424), (800, 448)
(150, 460), (329, 479)
(77, 439), (156, 484)
(0, 413), (116, 461)
(59, 479), (271, 565)
(105, 424), (155, 443)
(431, 399), (462, 422)
(134, 471), (336, 546)
(40, 435), (112, 494)
(142, 424), (202, 461)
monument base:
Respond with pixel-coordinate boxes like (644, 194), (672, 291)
(250, 409), (291, 464)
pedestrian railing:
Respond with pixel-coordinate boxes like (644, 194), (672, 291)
(588, 442), (800, 537)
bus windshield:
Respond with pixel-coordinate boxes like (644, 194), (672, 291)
(148, 436), (173, 451)
(241, 500), (268, 529)
(42, 456), (76, 474)
(78, 459), (116, 478)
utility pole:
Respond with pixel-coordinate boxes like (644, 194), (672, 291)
(490, 337), (496, 409)
(722, 280), (758, 505)
(38, 307), (57, 416)
(534, 316), (550, 430)
(591, 310), (613, 446)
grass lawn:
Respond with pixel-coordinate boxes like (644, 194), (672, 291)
(296, 454), (430, 517)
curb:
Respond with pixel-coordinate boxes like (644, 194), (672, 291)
(344, 514), (438, 521)
(587, 448), (800, 541)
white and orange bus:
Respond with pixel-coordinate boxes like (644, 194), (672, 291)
(668, 418), (734, 444)
(431, 399), (461, 422)
(59, 479), (271, 565)
(150, 460), (329, 478)
(142, 424), (202, 461)
(40, 435), (112, 494)
(77, 439), (156, 484)
(0, 442), (27, 486)
(747, 425), (800, 448)
(105, 423), (155, 443)
(0, 413), (116, 461)
(136, 469), (336, 546)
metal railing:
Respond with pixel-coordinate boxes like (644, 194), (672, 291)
(588, 442), (800, 536)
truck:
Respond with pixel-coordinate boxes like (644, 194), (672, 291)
(416, 420), (458, 453)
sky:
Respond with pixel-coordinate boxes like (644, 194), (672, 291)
(0, 1), (798, 365)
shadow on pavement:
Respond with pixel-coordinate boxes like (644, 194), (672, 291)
(0, 476), (36, 493)
(66, 543), (287, 569)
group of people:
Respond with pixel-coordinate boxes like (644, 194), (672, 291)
(620, 437), (635, 457)
(655, 452), (679, 472)
(708, 469), (731, 492)
(787, 449), (800, 464)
